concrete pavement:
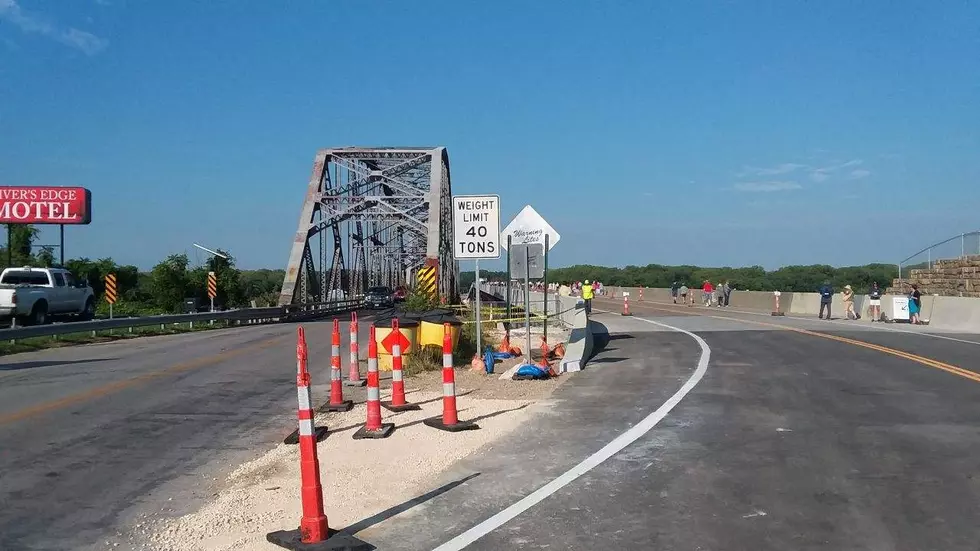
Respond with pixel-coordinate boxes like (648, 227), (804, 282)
(357, 301), (980, 550)
(0, 312), (375, 551)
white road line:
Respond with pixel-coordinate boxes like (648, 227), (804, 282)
(430, 317), (711, 551)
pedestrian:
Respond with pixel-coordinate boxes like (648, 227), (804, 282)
(702, 280), (714, 306)
(909, 284), (922, 324)
(723, 281), (733, 307)
(842, 284), (860, 320)
(671, 281), (679, 304)
(868, 281), (882, 321)
(679, 284), (689, 306)
(582, 279), (594, 315)
(715, 282), (725, 307)
(818, 280), (834, 320)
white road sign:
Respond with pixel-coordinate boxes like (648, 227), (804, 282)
(500, 204), (560, 251)
(452, 194), (500, 259)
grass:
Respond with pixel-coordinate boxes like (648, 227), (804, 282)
(402, 307), (502, 377)
(0, 320), (233, 356)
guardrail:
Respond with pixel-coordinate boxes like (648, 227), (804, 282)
(0, 299), (363, 342)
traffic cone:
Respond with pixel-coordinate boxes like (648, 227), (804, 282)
(282, 326), (329, 446)
(321, 319), (353, 412)
(344, 312), (366, 387)
(622, 294), (632, 316)
(537, 337), (550, 369)
(424, 323), (479, 432)
(381, 318), (420, 412)
(771, 291), (786, 316)
(353, 325), (394, 439)
(269, 326), (373, 549)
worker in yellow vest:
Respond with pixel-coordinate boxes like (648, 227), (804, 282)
(582, 280), (594, 315)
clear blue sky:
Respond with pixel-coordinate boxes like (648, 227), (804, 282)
(2, 1), (978, 271)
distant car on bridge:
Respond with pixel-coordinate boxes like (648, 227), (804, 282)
(364, 286), (394, 309)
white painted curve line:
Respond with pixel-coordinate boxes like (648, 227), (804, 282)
(430, 316), (711, 551)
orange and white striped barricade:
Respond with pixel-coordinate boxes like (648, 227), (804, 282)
(622, 292), (632, 316)
(344, 312), (366, 387)
(353, 325), (394, 439)
(424, 323), (479, 432)
(381, 318), (420, 412)
(771, 291), (786, 316)
(321, 319), (353, 412)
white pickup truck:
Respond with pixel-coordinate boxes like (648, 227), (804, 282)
(0, 267), (97, 325)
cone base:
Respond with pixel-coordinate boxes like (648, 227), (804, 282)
(318, 401), (353, 413)
(621, 312), (632, 316)
(283, 426), (329, 445)
(266, 528), (372, 551)
(380, 401), (421, 412)
(343, 379), (367, 387)
(352, 423), (395, 440)
(771, 312), (786, 316)
(423, 416), (480, 432)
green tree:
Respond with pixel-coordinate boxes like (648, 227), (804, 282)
(5, 224), (39, 266)
(148, 253), (192, 312)
(36, 246), (56, 267)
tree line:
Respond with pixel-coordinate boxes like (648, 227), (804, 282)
(2, 224), (285, 316)
(460, 263), (900, 294)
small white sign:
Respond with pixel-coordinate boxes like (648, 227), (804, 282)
(892, 296), (909, 321)
(500, 205), (560, 251)
(452, 194), (500, 259)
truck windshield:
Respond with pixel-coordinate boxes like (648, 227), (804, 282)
(1, 271), (49, 285)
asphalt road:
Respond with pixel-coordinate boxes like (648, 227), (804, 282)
(360, 300), (980, 550)
(0, 311), (375, 551)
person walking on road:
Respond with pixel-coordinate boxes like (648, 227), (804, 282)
(818, 280), (834, 320)
(868, 282), (883, 321)
(671, 281), (680, 304)
(582, 279), (594, 315)
(842, 284), (860, 320)
(702, 280), (714, 306)
(679, 284), (689, 306)
(722, 281), (733, 307)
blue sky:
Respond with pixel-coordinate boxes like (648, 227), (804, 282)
(1, 1), (978, 271)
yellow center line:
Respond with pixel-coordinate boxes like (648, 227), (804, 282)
(599, 298), (980, 384)
(0, 334), (289, 427)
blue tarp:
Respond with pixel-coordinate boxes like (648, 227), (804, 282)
(483, 347), (513, 375)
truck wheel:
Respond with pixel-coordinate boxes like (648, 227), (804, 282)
(30, 301), (48, 326)
(81, 298), (96, 321)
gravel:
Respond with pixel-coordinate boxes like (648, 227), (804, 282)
(140, 379), (564, 550)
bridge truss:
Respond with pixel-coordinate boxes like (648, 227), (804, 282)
(278, 147), (458, 306)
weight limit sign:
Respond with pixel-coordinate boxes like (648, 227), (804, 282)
(452, 194), (500, 260)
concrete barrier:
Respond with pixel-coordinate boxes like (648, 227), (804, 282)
(559, 303), (590, 373)
(603, 286), (980, 331)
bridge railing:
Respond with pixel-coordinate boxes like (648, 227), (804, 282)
(0, 299), (363, 342)
(899, 231), (980, 280)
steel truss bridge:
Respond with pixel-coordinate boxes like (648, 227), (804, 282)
(278, 147), (458, 306)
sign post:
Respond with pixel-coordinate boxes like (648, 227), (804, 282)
(105, 273), (117, 320)
(207, 271), (217, 313)
(501, 205), (561, 363)
(452, 194), (501, 357)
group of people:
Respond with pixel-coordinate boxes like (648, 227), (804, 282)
(817, 281), (924, 323)
(668, 280), (733, 307)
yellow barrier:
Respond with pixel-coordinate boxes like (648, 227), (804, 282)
(418, 320), (461, 349)
(375, 322), (419, 372)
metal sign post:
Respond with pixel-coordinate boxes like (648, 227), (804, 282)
(543, 233), (549, 342)
(524, 244), (531, 365)
(451, 194), (500, 357)
(475, 259), (481, 354)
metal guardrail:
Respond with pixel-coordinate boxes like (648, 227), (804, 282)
(0, 299), (363, 341)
